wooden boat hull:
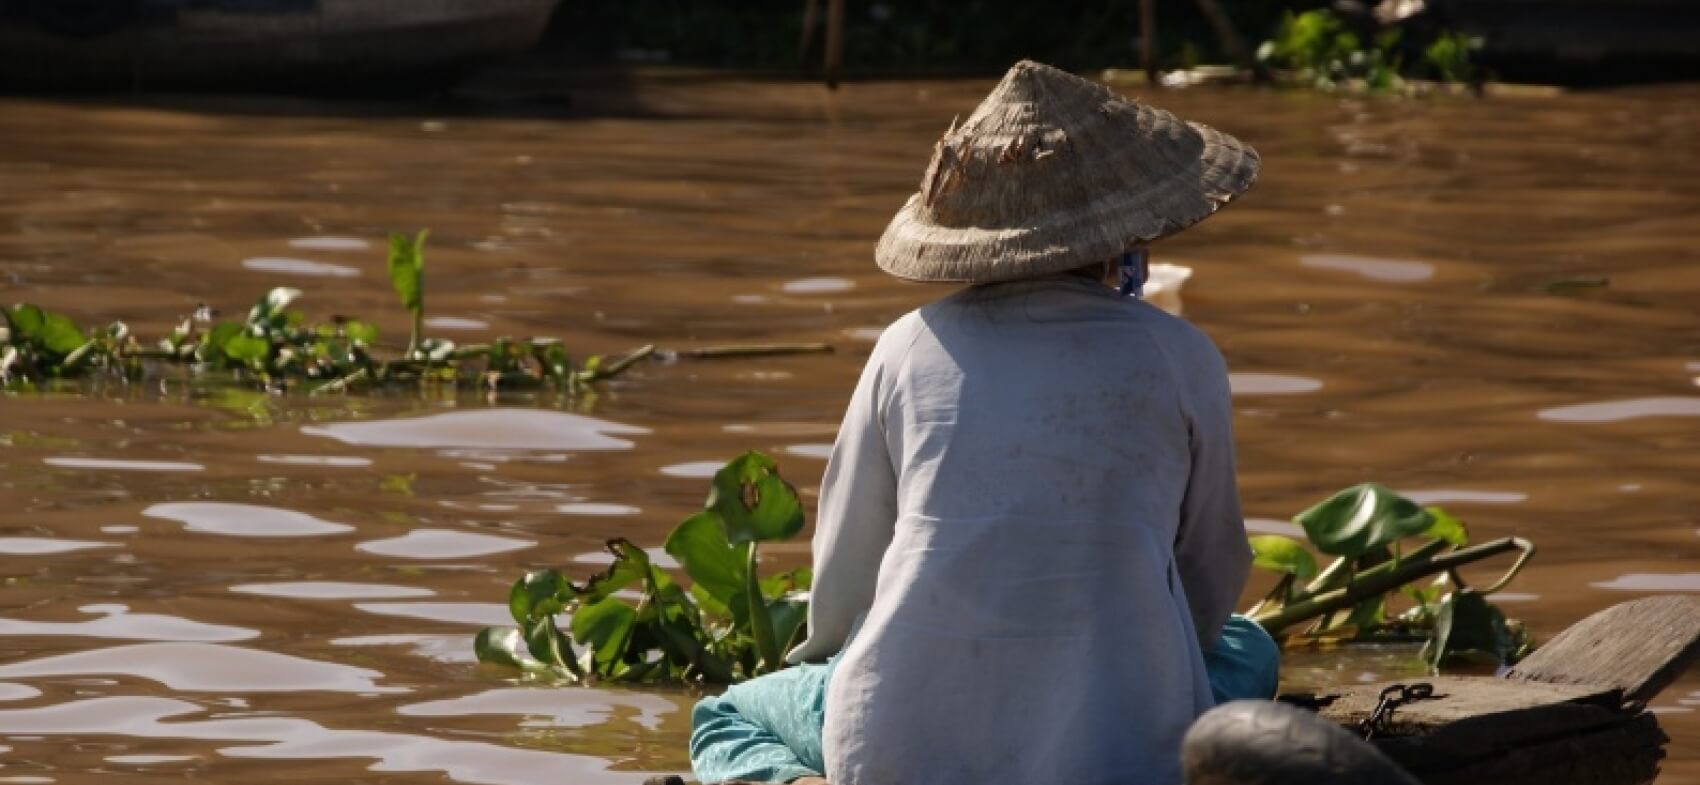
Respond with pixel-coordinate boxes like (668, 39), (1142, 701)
(0, 0), (561, 90)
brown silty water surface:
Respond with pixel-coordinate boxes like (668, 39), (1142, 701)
(2, 71), (1699, 783)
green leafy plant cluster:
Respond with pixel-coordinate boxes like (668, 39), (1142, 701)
(1255, 9), (1483, 93)
(1247, 483), (1533, 668)
(1, 231), (650, 395)
(476, 452), (811, 683)
(478, 458), (1537, 684)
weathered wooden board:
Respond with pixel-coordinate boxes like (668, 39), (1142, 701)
(1505, 595), (1700, 704)
(1316, 676), (1621, 734)
(1313, 677), (1663, 785)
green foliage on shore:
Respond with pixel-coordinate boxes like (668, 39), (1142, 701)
(1256, 9), (1483, 92)
(476, 457), (1534, 685)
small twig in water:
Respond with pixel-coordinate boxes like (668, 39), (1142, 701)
(310, 367), (369, 396)
(666, 343), (833, 360)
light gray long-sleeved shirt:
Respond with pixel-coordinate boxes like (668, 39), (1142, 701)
(787, 275), (1251, 785)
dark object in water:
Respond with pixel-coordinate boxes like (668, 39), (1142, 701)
(0, 0), (561, 91)
(1184, 700), (1420, 785)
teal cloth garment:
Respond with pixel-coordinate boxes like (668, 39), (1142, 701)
(689, 615), (1279, 784)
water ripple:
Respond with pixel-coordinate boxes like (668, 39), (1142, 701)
(356, 529), (534, 560)
(0, 538), (116, 555)
(1538, 397), (1700, 423)
(229, 582), (435, 600)
(0, 697), (659, 785)
(143, 503), (355, 538)
(303, 409), (649, 452)
(398, 687), (679, 731)
(0, 643), (399, 694)
(44, 457), (204, 472)
(0, 604), (255, 642)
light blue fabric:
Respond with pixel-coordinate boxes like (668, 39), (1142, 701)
(689, 615), (1279, 783)
(1207, 615), (1281, 705)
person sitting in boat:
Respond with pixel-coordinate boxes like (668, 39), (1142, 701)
(690, 60), (1275, 785)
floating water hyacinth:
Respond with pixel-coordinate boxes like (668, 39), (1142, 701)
(475, 457), (1536, 685)
(1, 231), (828, 396)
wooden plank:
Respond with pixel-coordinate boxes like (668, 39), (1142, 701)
(1312, 677), (1669, 785)
(1316, 676), (1620, 734)
(1505, 595), (1700, 703)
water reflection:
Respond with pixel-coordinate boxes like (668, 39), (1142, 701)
(105, 755), (196, 765)
(241, 257), (361, 278)
(0, 538), (115, 555)
(398, 688), (679, 731)
(1228, 373), (1324, 396)
(1592, 574), (1700, 592)
(1401, 489), (1528, 505)
(356, 529), (534, 559)
(0, 605), (255, 642)
(0, 685), (41, 702)
(257, 454), (373, 467)
(783, 444), (833, 460)
(143, 503), (355, 538)
(0, 697), (659, 785)
(1245, 518), (1303, 536)
(1537, 397), (1700, 423)
(303, 409), (649, 452)
(43, 457), (204, 472)
(842, 327), (885, 342)
(229, 582), (435, 600)
(1300, 253), (1434, 283)
(424, 317), (490, 331)
(556, 503), (641, 516)
(331, 634), (476, 664)
(288, 237), (369, 252)
(353, 603), (514, 626)
(658, 461), (723, 479)
(573, 548), (678, 570)
(0, 644), (399, 693)
(781, 277), (854, 294)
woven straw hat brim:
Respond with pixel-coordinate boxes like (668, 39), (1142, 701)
(874, 61), (1260, 284)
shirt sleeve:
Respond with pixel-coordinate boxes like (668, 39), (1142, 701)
(785, 347), (898, 665)
(1172, 338), (1252, 651)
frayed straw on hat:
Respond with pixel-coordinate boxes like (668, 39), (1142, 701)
(875, 60), (1260, 284)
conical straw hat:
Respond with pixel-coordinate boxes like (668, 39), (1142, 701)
(875, 60), (1260, 283)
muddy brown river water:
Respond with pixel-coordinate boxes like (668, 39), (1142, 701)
(1, 70), (1698, 784)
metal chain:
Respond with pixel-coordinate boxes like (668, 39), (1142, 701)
(1358, 682), (1435, 740)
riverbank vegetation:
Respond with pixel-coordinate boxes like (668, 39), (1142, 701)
(548, 1), (1485, 93)
(475, 452), (1535, 685)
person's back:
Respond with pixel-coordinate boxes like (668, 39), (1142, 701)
(798, 277), (1248, 785)
(689, 59), (1264, 785)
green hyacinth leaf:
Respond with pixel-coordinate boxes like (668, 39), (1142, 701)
(706, 452), (805, 545)
(1294, 483), (1434, 557)
(664, 510), (750, 610)
(1249, 534), (1319, 580)
(387, 230), (426, 313)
